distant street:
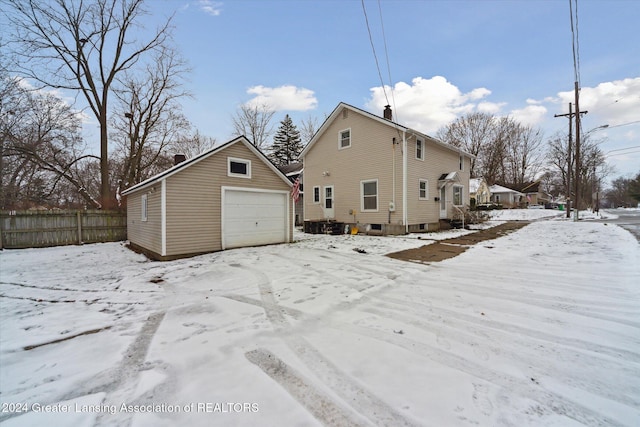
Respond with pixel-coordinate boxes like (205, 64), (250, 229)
(598, 209), (640, 242)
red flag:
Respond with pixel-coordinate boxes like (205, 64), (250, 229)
(291, 177), (300, 203)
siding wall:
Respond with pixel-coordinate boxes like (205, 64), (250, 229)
(127, 188), (162, 255)
(304, 108), (404, 226)
(164, 143), (292, 257)
(304, 106), (471, 231)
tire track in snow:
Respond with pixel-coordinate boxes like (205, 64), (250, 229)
(379, 294), (640, 363)
(336, 320), (627, 427)
(245, 348), (366, 427)
(360, 302), (640, 410)
(232, 263), (421, 427)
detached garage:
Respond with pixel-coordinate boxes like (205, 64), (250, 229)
(122, 136), (293, 260)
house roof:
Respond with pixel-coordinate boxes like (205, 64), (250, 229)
(469, 178), (483, 193)
(489, 184), (524, 195)
(122, 136), (292, 195)
(299, 102), (474, 159)
(278, 162), (303, 176)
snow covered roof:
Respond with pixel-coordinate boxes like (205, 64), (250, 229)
(489, 184), (524, 195)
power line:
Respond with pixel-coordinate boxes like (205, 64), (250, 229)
(377, 0), (398, 123)
(361, 0), (390, 107)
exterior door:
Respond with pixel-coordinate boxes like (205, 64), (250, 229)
(323, 185), (334, 219)
(439, 186), (447, 219)
(223, 189), (288, 249)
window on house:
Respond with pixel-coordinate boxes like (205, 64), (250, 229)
(339, 129), (351, 149)
(313, 186), (320, 204)
(141, 194), (148, 222)
(228, 157), (251, 178)
(419, 179), (428, 200)
(459, 155), (464, 171)
(416, 139), (424, 160)
(325, 186), (333, 209)
(453, 185), (463, 206)
(361, 179), (378, 211)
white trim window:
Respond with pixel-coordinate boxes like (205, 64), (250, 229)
(453, 185), (463, 206)
(227, 157), (251, 178)
(459, 155), (464, 171)
(416, 139), (424, 160)
(339, 128), (351, 150)
(141, 194), (148, 222)
(419, 179), (429, 200)
(313, 186), (320, 204)
(324, 186), (333, 209)
(361, 179), (378, 212)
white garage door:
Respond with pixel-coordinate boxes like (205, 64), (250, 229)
(223, 189), (288, 249)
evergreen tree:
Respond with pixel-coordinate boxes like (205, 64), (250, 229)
(268, 115), (303, 167)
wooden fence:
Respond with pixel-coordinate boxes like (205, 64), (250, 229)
(0, 210), (127, 249)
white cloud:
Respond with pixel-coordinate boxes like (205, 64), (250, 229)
(365, 76), (496, 133)
(245, 85), (318, 111)
(198, 0), (222, 16)
(510, 104), (548, 127)
(556, 77), (640, 128)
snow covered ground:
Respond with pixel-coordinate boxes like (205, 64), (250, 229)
(1, 210), (638, 427)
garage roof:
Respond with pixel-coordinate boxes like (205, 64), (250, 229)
(122, 136), (292, 196)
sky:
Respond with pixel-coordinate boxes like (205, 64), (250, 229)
(5, 0), (638, 184)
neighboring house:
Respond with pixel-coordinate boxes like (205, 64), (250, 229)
(278, 162), (304, 226)
(490, 184), (524, 208)
(511, 181), (551, 206)
(469, 177), (491, 206)
(300, 102), (473, 234)
(122, 136), (293, 260)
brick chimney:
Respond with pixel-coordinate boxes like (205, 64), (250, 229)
(383, 105), (392, 120)
(174, 154), (186, 165)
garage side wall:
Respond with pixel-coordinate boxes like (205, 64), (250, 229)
(164, 143), (292, 257)
(126, 188), (163, 255)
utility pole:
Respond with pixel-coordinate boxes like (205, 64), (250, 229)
(555, 103), (587, 219)
(574, 81), (582, 221)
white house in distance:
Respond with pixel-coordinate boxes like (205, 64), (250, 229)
(490, 184), (524, 208)
(469, 177), (491, 206)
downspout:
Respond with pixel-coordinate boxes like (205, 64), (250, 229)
(402, 130), (408, 233)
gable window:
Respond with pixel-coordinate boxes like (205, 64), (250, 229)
(339, 129), (351, 149)
(228, 157), (251, 178)
(313, 186), (320, 204)
(416, 139), (424, 160)
(141, 194), (148, 222)
(361, 179), (378, 211)
(453, 185), (463, 206)
(419, 179), (429, 200)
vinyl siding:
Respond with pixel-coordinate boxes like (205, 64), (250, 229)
(407, 141), (470, 224)
(164, 142), (292, 256)
(126, 188), (162, 255)
(304, 107), (404, 226)
(304, 105), (470, 230)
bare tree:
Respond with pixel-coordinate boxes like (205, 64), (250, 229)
(502, 122), (544, 186)
(2, 0), (174, 208)
(299, 114), (320, 146)
(110, 45), (191, 187)
(171, 129), (217, 159)
(231, 103), (275, 148)
(437, 112), (495, 178)
(1, 75), (100, 208)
